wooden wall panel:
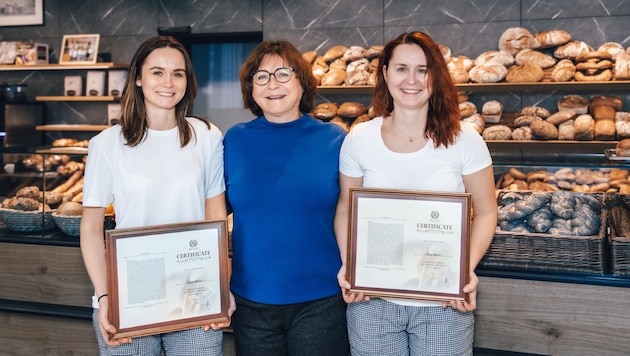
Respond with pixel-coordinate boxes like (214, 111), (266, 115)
(0, 242), (93, 307)
(474, 276), (630, 355)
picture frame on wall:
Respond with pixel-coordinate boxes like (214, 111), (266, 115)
(0, 0), (44, 27)
(59, 34), (100, 65)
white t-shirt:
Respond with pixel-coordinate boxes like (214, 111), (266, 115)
(84, 118), (225, 308)
(339, 116), (492, 306)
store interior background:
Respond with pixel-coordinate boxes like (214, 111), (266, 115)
(2, 1), (630, 355)
(1, 0), (629, 135)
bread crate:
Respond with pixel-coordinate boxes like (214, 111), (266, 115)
(604, 193), (630, 277)
(480, 190), (608, 274)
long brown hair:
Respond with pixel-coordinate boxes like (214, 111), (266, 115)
(372, 32), (460, 148)
(120, 36), (207, 147)
(239, 40), (317, 117)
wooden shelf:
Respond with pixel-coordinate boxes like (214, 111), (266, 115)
(36, 125), (109, 132)
(35, 96), (119, 102)
(317, 80), (630, 94)
(35, 147), (88, 155)
(0, 62), (127, 71)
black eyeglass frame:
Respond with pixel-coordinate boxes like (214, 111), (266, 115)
(252, 67), (294, 86)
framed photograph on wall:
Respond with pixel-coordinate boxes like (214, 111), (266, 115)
(59, 34), (100, 64)
(0, 0), (44, 27)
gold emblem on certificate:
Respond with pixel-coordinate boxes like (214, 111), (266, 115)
(346, 188), (472, 302)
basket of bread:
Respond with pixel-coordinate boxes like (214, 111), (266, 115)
(604, 193), (630, 277)
(52, 201), (115, 237)
(482, 189), (608, 274)
(0, 185), (57, 232)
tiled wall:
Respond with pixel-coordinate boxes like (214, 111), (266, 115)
(1, 0), (629, 132)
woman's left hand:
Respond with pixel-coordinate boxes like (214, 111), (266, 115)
(204, 291), (236, 331)
(443, 271), (479, 312)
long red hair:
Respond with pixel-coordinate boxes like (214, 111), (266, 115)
(372, 32), (461, 147)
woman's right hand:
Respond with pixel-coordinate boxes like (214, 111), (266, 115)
(98, 298), (133, 346)
(337, 264), (370, 303)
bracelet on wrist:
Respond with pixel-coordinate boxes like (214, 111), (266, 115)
(97, 293), (108, 302)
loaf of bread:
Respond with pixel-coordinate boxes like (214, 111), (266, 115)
(323, 45), (347, 62)
(530, 119), (559, 140)
(550, 59), (576, 82)
(312, 102), (339, 121)
(459, 101), (477, 118)
(615, 112), (630, 139)
(515, 49), (556, 69)
(594, 119), (616, 140)
(341, 46), (366, 62)
(475, 50), (514, 67)
(558, 120), (575, 140)
(320, 68), (346, 86)
(56, 201), (83, 216)
(469, 63), (508, 83)
(499, 27), (535, 56)
(573, 114), (595, 140)
(344, 58), (369, 86)
(554, 41), (592, 59)
(597, 42), (625, 58)
(558, 95), (588, 114)
(533, 29), (571, 49)
(546, 109), (575, 126)
(521, 106), (551, 119)
(302, 51), (317, 64)
(511, 126), (533, 140)
(614, 52), (630, 80)
(506, 63), (544, 83)
(482, 125), (512, 140)
(482, 100), (503, 123)
(337, 102), (366, 118)
(364, 45), (383, 59)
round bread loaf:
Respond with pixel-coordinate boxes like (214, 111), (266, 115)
(469, 63), (507, 83)
(515, 49), (556, 69)
(450, 68), (470, 84)
(573, 114), (595, 140)
(521, 106), (551, 119)
(513, 115), (541, 127)
(482, 125), (512, 140)
(554, 41), (592, 59)
(499, 27), (535, 56)
(597, 42), (625, 58)
(530, 119), (559, 140)
(558, 120), (575, 140)
(511, 126), (533, 140)
(475, 50), (515, 67)
(533, 29), (571, 49)
(337, 102), (366, 118)
(447, 56), (474, 71)
(506, 63), (544, 83)
(459, 101), (477, 118)
(320, 68), (346, 86)
(615, 112), (630, 139)
(57, 201), (83, 216)
(550, 59), (576, 82)
(342, 46), (366, 62)
(312, 102), (339, 121)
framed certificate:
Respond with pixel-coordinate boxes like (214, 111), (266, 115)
(105, 220), (230, 340)
(346, 188), (472, 302)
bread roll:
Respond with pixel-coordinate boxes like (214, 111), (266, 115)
(533, 29), (571, 49)
(461, 113), (485, 134)
(364, 45), (383, 59)
(592, 105), (616, 121)
(597, 42), (625, 58)
(56, 201), (83, 216)
(329, 58), (347, 71)
(616, 138), (630, 157)
(511, 126), (533, 140)
(499, 27), (535, 56)
(320, 68), (346, 86)
(302, 51), (317, 64)
(459, 101), (477, 118)
(342, 46), (366, 62)
(514, 115), (541, 127)
(506, 63), (544, 83)
(546, 109), (575, 126)
(337, 102), (366, 118)
(469, 63), (507, 83)
(323, 45), (347, 62)
(344, 58), (370, 86)
(573, 114), (595, 140)
(550, 59), (576, 82)
(515, 49), (556, 69)
(447, 56), (474, 71)
(439, 43), (451, 59)
(614, 52), (630, 80)
(450, 68), (470, 84)
(312, 102), (339, 121)
(558, 119), (575, 140)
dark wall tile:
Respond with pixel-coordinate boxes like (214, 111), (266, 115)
(265, 28), (383, 53)
(159, 0), (262, 33)
(59, 0), (157, 36)
(264, 0), (383, 31)
(385, 0), (520, 26)
(522, 0), (630, 19)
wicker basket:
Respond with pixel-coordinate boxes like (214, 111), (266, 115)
(604, 193), (630, 277)
(481, 191), (608, 274)
(52, 213), (116, 237)
(0, 208), (56, 232)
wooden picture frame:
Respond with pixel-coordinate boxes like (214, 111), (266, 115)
(105, 219), (230, 340)
(59, 34), (100, 64)
(346, 187), (472, 302)
(0, 0), (43, 27)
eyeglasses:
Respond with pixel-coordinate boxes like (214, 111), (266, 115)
(252, 67), (294, 85)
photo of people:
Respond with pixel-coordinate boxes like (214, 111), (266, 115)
(60, 34), (99, 64)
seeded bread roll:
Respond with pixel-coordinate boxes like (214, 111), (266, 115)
(531, 119), (559, 140)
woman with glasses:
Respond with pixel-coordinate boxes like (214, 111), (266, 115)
(223, 40), (349, 355)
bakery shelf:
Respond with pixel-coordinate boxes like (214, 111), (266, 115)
(35, 147), (88, 155)
(0, 62), (127, 71)
(35, 96), (119, 102)
(316, 80), (630, 95)
(36, 125), (109, 132)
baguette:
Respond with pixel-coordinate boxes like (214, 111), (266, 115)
(52, 171), (83, 194)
